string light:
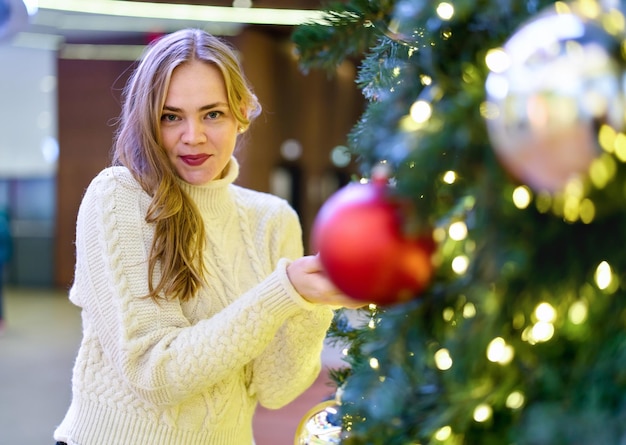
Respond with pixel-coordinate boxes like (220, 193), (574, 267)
(434, 426), (452, 441)
(484, 48), (510, 73)
(505, 391), (525, 409)
(524, 321), (555, 344)
(442, 170), (457, 184)
(473, 403), (493, 422)
(594, 260), (613, 290)
(436, 2), (454, 21)
(568, 300), (588, 325)
(486, 337), (515, 364)
(614, 133), (626, 161)
(462, 302), (476, 318)
(420, 74), (433, 86)
(369, 357), (380, 369)
(409, 99), (433, 124)
(434, 348), (453, 370)
(512, 186), (532, 209)
(448, 221), (468, 241)
(451, 255), (469, 274)
(535, 302), (556, 323)
(589, 154), (616, 189)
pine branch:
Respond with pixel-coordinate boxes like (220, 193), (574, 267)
(291, 1), (392, 73)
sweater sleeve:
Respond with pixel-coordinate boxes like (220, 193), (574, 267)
(249, 204), (334, 409)
(72, 169), (316, 407)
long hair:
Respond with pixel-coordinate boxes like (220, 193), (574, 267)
(112, 29), (262, 301)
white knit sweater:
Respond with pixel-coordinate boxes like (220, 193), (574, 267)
(54, 158), (334, 445)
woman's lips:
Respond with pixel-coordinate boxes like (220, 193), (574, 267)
(180, 154), (210, 166)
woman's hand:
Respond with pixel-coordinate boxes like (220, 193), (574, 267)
(286, 254), (367, 309)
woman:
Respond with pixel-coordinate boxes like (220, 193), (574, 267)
(54, 29), (358, 445)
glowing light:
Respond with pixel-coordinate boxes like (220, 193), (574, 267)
(420, 74), (433, 86)
(589, 155), (616, 189)
(512, 186), (532, 209)
(529, 321), (555, 343)
(579, 199), (595, 224)
(595, 261), (613, 290)
(485, 48), (510, 73)
(486, 337), (514, 364)
(37, 0), (324, 25)
(442, 170), (457, 184)
(442, 307), (455, 322)
(433, 227), (447, 243)
(451, 255), (469, 274)
(598, 124), (616, 153)
(436, 2), (454, 20)
(434, 426), (452, 441)
(563, 197), (580, 222)
(462, 302), (476, 319)
(368, 318), (376, 329)
(506, 391), (525, 409)
(473, 404), (493, 422)
(369, 357), (380, 369)
(534, 302), (556, 323)
(409, 100), (433, 124)
(568, 300), (588, 325)
(448, 221), (468, 241)
(615, 133), (626, 161)
(434, 348), (453, 370)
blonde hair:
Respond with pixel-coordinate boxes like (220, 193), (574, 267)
(113, 29), (262, 301)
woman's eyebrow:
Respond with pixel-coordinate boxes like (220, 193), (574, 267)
(162, 102), (229, 112)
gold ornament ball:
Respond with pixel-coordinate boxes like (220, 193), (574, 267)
(294, 400), (342, 445)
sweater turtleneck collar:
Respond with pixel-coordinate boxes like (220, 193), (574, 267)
(178, 156), (239, 216)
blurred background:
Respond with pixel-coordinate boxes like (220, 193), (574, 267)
(0, 0), (360, 443)
(0, 0), (363, 289)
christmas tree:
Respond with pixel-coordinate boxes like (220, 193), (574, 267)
(292, 0), (626, 444)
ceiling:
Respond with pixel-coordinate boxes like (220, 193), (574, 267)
(7, 0), (328, 48)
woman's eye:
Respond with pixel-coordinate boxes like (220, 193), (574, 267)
(161, 114), (178, 122)
(206, 111), (222, 120)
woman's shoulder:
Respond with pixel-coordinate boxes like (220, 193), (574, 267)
(87, 166), (143, 194)
(91, 165), (137, 184)
(81, 166), (148, 211)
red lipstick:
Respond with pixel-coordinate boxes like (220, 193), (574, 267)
(180, 154), (210, 166)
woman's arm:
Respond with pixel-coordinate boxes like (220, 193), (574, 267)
(248, 205), (334, 408)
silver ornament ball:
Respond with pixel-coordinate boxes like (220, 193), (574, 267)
(485, 3), (626, 193)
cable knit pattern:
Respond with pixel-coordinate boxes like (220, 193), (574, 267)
(54, 157), (334, 445)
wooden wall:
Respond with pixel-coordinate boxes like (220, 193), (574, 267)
(54, 27), (362, 288)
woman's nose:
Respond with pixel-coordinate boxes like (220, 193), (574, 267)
(181, 120), (207, 145)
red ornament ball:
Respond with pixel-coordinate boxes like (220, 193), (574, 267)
(311, 180), (435, 306)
